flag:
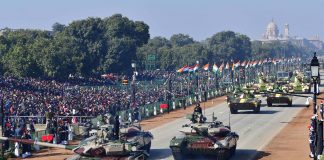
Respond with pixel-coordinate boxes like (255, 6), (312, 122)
(235, 61), (241, 68)
(263, 59), (268, 64)
(252, 60), (258, 67)
(193, 63), (199, 71)
(272, 59), (277, 65)
(245, 61), (250, 68)
(203, 63), (209, 71)
(176, 65), (188, 73)
(225, 62), (230, 69)
(212, 63), (218, 73)
(258, 60), (263, 65)
(188, 63), (199, 72)
(241, 61), (246, 67)
(219, 62), (224, 73)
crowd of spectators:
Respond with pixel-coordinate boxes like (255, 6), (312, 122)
(0, 71), (218, 122)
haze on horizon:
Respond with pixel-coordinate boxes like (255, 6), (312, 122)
(1, 0), (324, 41)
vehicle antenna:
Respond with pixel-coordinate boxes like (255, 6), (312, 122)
(229, 109), (231, 128)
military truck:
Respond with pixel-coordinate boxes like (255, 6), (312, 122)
(276, 71), (292, 85)
(227, 92), (262, 114)
(170, 113), (239, 160)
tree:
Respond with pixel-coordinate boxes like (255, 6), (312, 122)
(52, 22), (66, 33)
(207, 31), (251, 62)
(170, 34), (194, 47)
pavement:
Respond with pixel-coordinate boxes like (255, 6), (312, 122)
(147, 94), (311, 160)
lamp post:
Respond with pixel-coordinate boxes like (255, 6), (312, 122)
(131, 63), (137, 108)
(310, 52), (321, 160)
(196, 61), (200, 103)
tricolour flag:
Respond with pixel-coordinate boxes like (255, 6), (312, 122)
(212, 64), (218, 73)
(176, 65), (188, 73)
(188, 63), (199, 72)
(203, 63), (209, 71)
(235, 61), (241, 68)
(241, 61), (246, 67)
(193, 63), (199, 71)
(225, 62), (230, 69)
(219, 62), (224, 73)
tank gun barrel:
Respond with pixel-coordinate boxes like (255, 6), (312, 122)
(0, 137), (76, 150)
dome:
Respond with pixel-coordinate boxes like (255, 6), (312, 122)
(264, 19), (279, 40)
(267, 21), (278, 31)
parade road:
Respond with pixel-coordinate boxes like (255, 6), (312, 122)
(148, 91), (313, 160)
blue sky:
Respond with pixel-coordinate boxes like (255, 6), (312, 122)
(1, 0), (324, 41)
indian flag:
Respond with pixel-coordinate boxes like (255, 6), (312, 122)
(212, 64), (218, 73)
(219, 62), (224, 73)
(241, 61), (246, 67)
(225, 62), (230, 69)
(203, 63), (209, 71)
(176, 65), (188, 73)
(193, 63), (199, 71)
(235, 61), (241, 68)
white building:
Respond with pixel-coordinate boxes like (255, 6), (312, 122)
(258, 19), (324, 50)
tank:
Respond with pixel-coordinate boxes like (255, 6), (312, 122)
(0, 116), (153, 160)
(253, 73), (275, 93)
(266, 88), (292, 107)
(288, 71), (311, 93)
(73, 122), (153, 159)
(227, 92), (261, 114)
(169, 113), (239, 160)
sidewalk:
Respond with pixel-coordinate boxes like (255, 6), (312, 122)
(254, 94), (323, 160)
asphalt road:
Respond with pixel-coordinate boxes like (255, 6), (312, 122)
(148, 92), (312, 160)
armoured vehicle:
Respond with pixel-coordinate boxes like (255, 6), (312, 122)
(287, 71), (311, 93)
(253, 73), (275, 93)
(169, 112), (239, 160)
(0, 116), (153, 160)
(227, 91), (262, 114)
(266, 89), (292, 107)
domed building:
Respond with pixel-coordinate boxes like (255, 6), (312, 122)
(258, 19), (324, 50)
(264, 20), (279, 40)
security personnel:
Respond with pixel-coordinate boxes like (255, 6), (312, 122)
(193, 103), (202, 115)
(191, 103), (203, 123)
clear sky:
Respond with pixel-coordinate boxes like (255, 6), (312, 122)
(1, 0), (324, 41)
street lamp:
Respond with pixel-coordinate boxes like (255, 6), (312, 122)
(310, 52), (321, 159)
(195, 61), (200, 102)
(131, 63), (136, 107)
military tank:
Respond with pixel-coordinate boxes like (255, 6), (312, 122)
(288, 71), (311, 93)
(0, 115), (153, 160)
(266, 87), (292, 107)
(227, 91), (262, 114)
(169, 113), (239, 160)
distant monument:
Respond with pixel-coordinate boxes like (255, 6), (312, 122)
(258, 19), (324, 50)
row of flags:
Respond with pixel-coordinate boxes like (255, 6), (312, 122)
(176, 57), (302, 73)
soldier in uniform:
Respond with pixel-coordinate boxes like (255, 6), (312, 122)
(191, 103), (203, 123)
